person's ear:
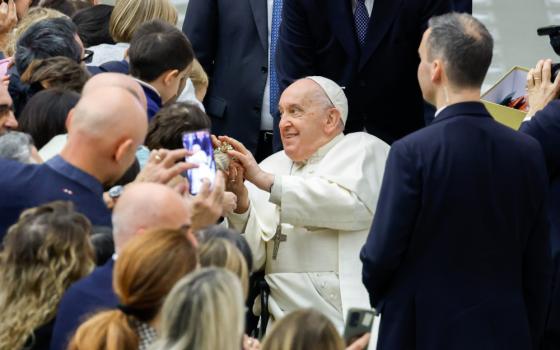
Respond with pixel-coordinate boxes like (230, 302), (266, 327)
(163, 69), (179, 86)
(431, 59), (443, 84)
(65, 108), (75, 131)
(324, 108), (341, 133)
(114, 138), (134, 164)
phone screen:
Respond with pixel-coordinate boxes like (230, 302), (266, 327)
(343, 308), (376, 345)
(182, 130), (216, 195)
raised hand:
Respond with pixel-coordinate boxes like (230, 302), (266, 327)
(189, 171), (226, 231)
(135, 149), (197, 185)
(526, 58), (560, 118)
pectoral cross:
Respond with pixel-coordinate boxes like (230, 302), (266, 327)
(272, 225), (287, 260)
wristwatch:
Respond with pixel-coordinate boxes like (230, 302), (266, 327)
(108, 185), (124, 199)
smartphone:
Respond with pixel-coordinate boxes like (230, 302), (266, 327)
(343, 308), (376, 346)
(0, 58), (10, 78)
(182, 129), (216, 195)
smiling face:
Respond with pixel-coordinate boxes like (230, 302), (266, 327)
(278, 79), (335, 162)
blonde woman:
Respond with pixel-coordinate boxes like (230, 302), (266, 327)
(198, 236), (250, 298)
(0, 201), (95, 350)
(153, 267), (259, 350)
(261, 309), (370, 350)
(68, 228), (198, 350)
(87, 0), (177, 65)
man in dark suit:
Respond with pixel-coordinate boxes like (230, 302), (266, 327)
(360, 13), (551, 350)
(452, 0), (471, 13)
(275, 0), (451, 148)
(183, 0), (276, 161)
(50, 183), (195, 350)
(520, 59), (560, 350)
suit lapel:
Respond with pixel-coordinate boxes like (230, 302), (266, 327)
(249, 0), (268, 51)
(359, 0), (404, 70)
(327, 0), (359, 59)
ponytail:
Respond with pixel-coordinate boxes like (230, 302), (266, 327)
(68, 310), (139, 350)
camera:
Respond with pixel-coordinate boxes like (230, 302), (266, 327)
(537, 25), (560, 81)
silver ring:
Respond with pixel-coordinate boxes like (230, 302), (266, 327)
(155, 154), (163, 162)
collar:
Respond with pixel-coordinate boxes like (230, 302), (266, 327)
(135, 79), (161, 97)
(434, 105), (448, 118)
(430, 101), (491, 125)
(293, 133), (344, 166)
(45, 155), (104, 196)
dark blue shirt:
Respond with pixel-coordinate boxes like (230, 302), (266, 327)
(50, 259), (118, 350)
(139, 82), (162, 120)
(0, 156), (111, 240)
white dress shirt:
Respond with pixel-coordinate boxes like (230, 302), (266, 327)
(352, 0), (374, 16)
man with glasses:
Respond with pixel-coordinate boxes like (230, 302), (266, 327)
(223, 76), (389, 331)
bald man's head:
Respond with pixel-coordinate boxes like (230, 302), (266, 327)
(82, 73), (148, 111)
(62, 86), (148, 185)
(112, 183), (192, 251)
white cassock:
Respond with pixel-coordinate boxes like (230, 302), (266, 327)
(228, 132), (389, 331)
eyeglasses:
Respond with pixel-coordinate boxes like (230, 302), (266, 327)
(81, 49), (94, 64)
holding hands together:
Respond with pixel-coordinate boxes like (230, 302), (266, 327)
(216, 135), (275, 192)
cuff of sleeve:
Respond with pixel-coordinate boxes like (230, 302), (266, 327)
(227, 206), (250, 228)
(269, 175), (282, 205)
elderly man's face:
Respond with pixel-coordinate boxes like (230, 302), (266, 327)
(0, 86), (17, 134)
(278, 80), (332, 162)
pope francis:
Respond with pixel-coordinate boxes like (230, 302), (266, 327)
(221, 76), (389, 330)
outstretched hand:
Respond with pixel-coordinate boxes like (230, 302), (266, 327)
(189, 171), (226, 231)
(218, 135), (274, 192)
(526, 59), (560, 118)
(135, 149), (198, 185)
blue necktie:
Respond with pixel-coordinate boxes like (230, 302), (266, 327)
(269, 0), (283, 115)
(354, 0), (369, 47)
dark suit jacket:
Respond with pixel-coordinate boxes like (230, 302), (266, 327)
(520, 101), (560, 350)
(183, 0), (268, 154)
(276, 0), (450, 147)
(50, 259), (118, 350)
(452, 0), (472, 13)
(360, 102), (552, 350)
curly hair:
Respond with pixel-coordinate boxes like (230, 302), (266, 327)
(0, 201), (95, 349)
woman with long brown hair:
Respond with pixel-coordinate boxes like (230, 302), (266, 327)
(0, 201), (95, 350)
(68, 228), (198, 350)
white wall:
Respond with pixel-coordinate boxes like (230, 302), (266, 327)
(475, 0), (558, 91)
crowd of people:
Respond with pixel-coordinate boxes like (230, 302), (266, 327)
(0, 0), (559, 349)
